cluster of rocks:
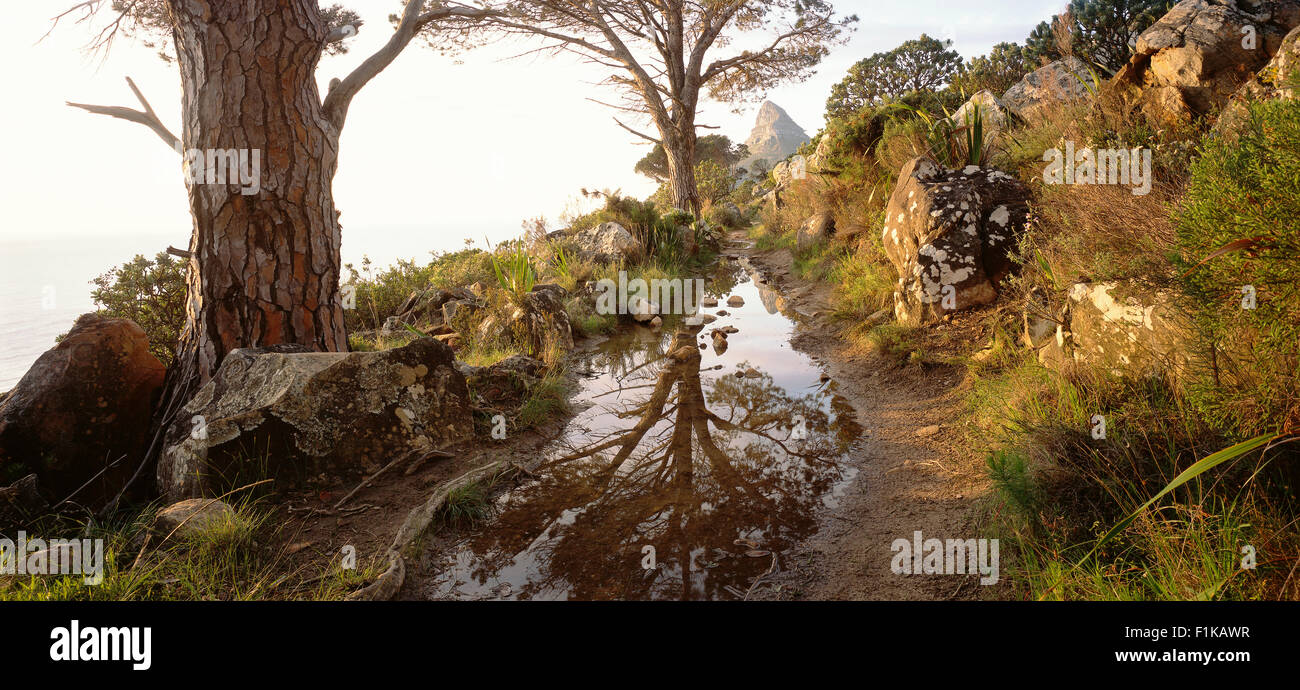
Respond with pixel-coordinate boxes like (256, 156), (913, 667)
(474, 283), (575, 356)
(0, 285), (573, 523)
(456, 354), (547, 409)
(772, 0), (1300, 380)
(380, 284), (484, 349)
(1112, 0), (1300, 124)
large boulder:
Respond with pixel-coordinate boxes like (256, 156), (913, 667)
(0, 314), (165, 507)
(1112, 0), (1300, 124)
(796, 211), (835, 252)
(1036, 282), (1195, 378)
(881, 157), (1031, 326)
(158, 339), (473, 500)
(1218, 24), (1300, 132)
(1001, 57), (1093, 120)
(570, 222), (642, 264)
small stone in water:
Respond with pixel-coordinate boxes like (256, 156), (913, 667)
(727, 295), (745, 307)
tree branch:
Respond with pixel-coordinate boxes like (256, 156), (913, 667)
(321, 1), (496, 131)
(613, 117), (661, 144)
(66, 75), (179, 150)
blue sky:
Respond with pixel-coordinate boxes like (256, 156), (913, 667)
(0, 0), (1063, 264)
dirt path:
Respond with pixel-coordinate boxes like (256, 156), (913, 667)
(300, 232), (1001, 600)
(727, 230), (1000, 600)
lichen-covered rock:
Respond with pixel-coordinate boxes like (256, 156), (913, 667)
(882, 156), (1031, 326)
(1112, 0), (1300, 124)
(0, 314), (165, 507)
(158, 339), (472, 500)
(571, 222), (642, 264)
(1052, 281), (1195, 376)
(1001, 57), (1093, 120)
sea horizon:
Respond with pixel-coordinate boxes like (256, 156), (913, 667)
(0, 223), (516, 390)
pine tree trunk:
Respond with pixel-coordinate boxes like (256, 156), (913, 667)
(664, 133), (700, 217)
(165, 0), (347, 402)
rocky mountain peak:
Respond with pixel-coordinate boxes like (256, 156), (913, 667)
(740, 100), (809, 172)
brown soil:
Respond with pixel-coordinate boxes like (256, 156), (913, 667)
(268, 410), (575, 588)
(731, 230), (1005, 600)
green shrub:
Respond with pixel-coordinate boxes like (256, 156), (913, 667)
(88, 251), (187, 365)
(1175, 97), (1300, 436)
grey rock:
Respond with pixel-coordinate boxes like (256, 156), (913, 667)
(158, 339), (472, 500)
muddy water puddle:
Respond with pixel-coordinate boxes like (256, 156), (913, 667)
(419, 258), (862, 600)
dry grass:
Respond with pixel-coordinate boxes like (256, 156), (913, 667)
(1028, 179), (1182, 288)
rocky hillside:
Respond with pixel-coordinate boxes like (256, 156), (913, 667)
(750, 0), (1300, 600)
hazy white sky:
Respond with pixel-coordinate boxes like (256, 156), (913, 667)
(0, 0), (1061, 265)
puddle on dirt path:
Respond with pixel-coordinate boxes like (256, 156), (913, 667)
(420, 257), (862, 600)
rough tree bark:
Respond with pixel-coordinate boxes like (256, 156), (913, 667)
(168, 0), (347, 393)
(663, 124), (700, 216)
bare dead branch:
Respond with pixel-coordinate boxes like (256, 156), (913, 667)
(66, 76), (180, 150)
(613, 116), (662, 144)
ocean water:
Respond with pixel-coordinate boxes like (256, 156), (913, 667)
(0, 233), (174, 391)
(0, 225), (506, 391)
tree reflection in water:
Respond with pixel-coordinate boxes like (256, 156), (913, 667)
(429, 328), (860, 600)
